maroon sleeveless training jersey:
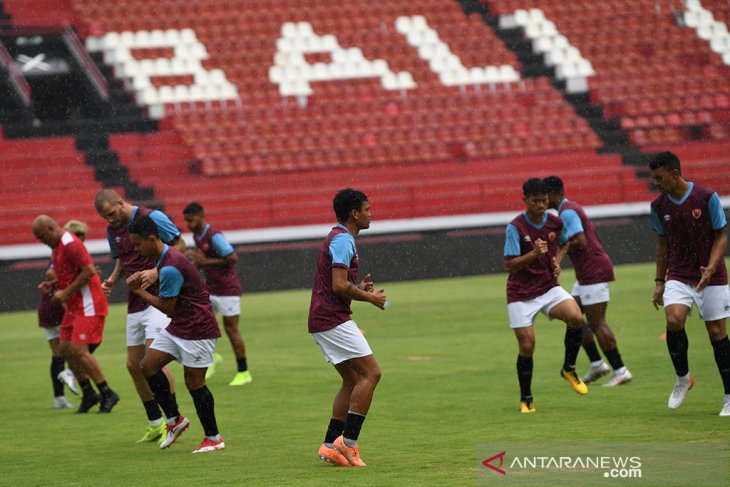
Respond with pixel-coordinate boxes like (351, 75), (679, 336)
(505, 212), (564, 303)
(193, 224), (241, 297)
(651, 184), (728, 286)
(559, 199), (615, 285)
(158, 247), (221, 340)
(107, 206), (159, 313)
(308, 225), (359, 333)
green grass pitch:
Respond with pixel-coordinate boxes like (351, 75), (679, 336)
(1, 262), (728, 486)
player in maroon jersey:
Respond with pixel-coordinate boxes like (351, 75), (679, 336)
(504, 179), (588, 413)
(544, 176), (632, 387)
(309, 189), (387, 467)
(183, 202), (251, 386)
(649, 151), (730, 415)
(127, 215), (225, 453)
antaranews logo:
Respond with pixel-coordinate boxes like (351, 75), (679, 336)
(482, 451), (506, 475)
(480, 450), (643, 479)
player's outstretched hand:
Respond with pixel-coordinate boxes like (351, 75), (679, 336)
(359, 273), (374, 292)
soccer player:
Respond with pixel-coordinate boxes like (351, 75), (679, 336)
(544, 176), (633, 387)
(182, 202), (251, 386)
(649, 151), (730, 415)
(37, 260), (74, 409)
(309, 188), (387, 467)
(504, 178), (588, 413)
(126, 215), (224, 453)
(32, 215), (119, 414)
(94, 189), (185, 442)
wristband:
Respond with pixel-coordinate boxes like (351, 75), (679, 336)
(655, 278), (665, 283)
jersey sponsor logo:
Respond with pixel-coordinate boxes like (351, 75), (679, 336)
(548, 232), (556, 241)
(692, 209), (702, 219)
(524, 236), (532, 242)
(663, 214), (671, 222)
(115, 236), (121, 243)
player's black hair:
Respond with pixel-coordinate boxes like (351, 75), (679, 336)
(127, 215), (159, 238)
(183, 202), (205, 216)
(333, 188), (368, 223)
(543, 176), (564, 196)
(649, 151), (682, 173)
(523, 178), (549, 197)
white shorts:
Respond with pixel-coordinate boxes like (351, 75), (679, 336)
(44, 325), (61, 341)
(311, 320), (373, 365)
(663, 280), (730, 322)
(508, 286), (574, 329)
(571, 282), (610, 306)
(126, 306), (171, 346)
(150, 328), (218, 368)
(210, 295), (240, 317)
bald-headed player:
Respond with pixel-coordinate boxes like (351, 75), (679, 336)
(32, 215), (119, 414)
(94, 189), (186, 442)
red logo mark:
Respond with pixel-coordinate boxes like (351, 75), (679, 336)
(548, 231), (556, 241)
(482, 451), (507, 475)
(692, 209), (702, 219)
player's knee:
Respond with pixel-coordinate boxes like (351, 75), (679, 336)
(127, 358), (142, 377)
(518, 342), (535, 357)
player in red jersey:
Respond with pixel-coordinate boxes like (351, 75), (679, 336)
(32, 215), (119, 414)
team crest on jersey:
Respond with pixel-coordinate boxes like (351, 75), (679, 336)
(692, 209), (702, 219)
(663, 214), (671, 222)
(524, 236), (532, 242)
(548, 232), (556, 241)
(115, 236), (121, 243)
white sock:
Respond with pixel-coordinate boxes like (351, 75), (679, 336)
(150, 418), (163, 427)
(206, 434), (221, 442)
(677, 373), (691, 384)
(615, 366), (627, 374)
(591, 360), (604, 368)
(165, 416), (179, 426)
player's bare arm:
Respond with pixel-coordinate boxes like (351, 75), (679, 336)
(332, 268), (387, 309)
(504, 238), (548, 274)
(697, 228), (728, 292)
(53, 263), (95, 305)
(127, 272), (176, 316)
(101, 258), (123, 296)
(187, 248), (238, 267)
(653, 235), (669, 309)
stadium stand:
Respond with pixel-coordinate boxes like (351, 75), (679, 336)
(0, 0), (728, 246)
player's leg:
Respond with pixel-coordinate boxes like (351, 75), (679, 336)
(513, 325), (536, 413)
(549, 294), (588, 394)
(584, 302), (632, 386)
(705, 319), (730, 416)
(698, 285), (730, 415)
(221, 311), (252, 386)
(179, 336), (224, 453)
(663, 281), (694, 408)
(573, 293), (610, 383)
(332, 354), (380, 466)
(47, 334), (73, 408)
(317, 363), (357, 466)
(140, 343), (188, 449)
